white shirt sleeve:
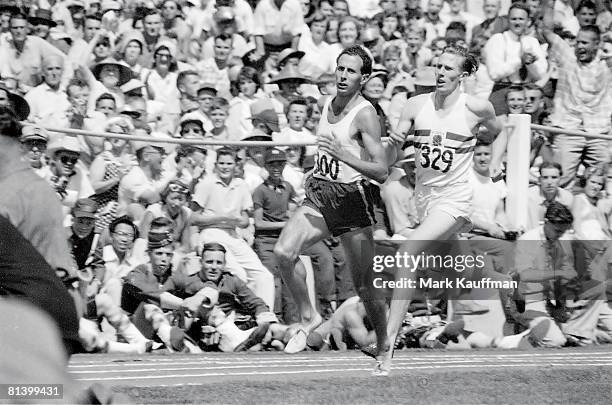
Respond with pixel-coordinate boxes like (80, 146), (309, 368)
(484, 33), (522, 82)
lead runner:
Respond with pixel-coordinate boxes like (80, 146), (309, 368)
(273, 45), (390, 360)
(378, 45), (502, 375)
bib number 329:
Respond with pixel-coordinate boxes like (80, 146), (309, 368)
(420, 145), (454, 173)
(315, 154), (340, 180)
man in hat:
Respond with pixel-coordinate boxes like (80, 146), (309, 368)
(24, 54), (71, 125)
(118, 137), (173, 221)
(269, 65), (313, 124)
(67, 198), (100, 271)
(44, 136), (94, 216)
(28, 9), (57, 40)
(195, 33), (233, 100)
(20, 124), (49, 176)
(0, 13), (66, 90)
(273, 46), (390, 361)
(0, 105), (78, 280)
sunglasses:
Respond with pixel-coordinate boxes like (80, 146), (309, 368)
(60, 155), (79, 165)
(23, 140), (47, 150)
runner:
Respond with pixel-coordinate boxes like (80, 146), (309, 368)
(273, 45), (390, 358)
(380, 45), (502, 376)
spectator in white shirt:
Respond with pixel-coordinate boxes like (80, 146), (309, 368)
(252, 0), (305, 58)
(484, 2), (548, 115)
(298, 12), (335, 79)
(118, 138), (173, 221)
(24, 54), (70, 126)
(275, 98), (317, 158)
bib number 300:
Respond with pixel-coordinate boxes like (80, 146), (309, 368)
(315, 154), (340, 180)
(420, 145), (454, 173)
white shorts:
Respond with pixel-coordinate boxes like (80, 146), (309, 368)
(415, 181), (472, 223)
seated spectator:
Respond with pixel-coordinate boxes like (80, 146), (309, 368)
(44, 136), (94, 217)
(227, 66), (267, 141)
(526, 162), (574, 230)
(400, 26), (432, 74)
(24, 54), (70, 126)
(94, 93), (117, 117)
(283, 146), (307, 204)
(118, 137), (172, 221)
(0, 13), (66, 91)
(484, 3), (547, 116)
(571, 165), (612, 240)
(191, 148), (275, 310)
(515, 201), (576, 348)
(67, 198), (100, 271)
(195, 33), (233, 100)
(90, 117), (137, 229)
(274, 98), (317, 159)
(380, 146), (418, 238)
(19, 124), (49, 177)
(92, 215), (146, 305)
(140, 180), (194, 253)
(472, 0), (509, 41)
(208, 97), (232, 142)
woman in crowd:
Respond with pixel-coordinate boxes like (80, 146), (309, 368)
(89, 117), (136, 230)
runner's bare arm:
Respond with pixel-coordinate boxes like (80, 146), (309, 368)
(318, 105), (389, 183)
(385, 95), (422, 165)
(469, 96), (502, 143)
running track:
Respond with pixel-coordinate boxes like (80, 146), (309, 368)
(69, 347), (612, 387)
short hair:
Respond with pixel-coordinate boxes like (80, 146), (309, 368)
(237, 66), (261, 88)
(441, 45), (479, 75)
(523, 83), (543, 93)
(216, 147), (237, 162)
(286, 97), (308, 116)
(508, 2), (530, 17)
(337, 45), (373, 75)
(576, 0), (597, 12)
(383, 45), (402, 59)
(406, 26), (426, 39)
(446, 21), (467, 34)
(214, 33), (233, 43)
(144, 8), (161, 20)
(539, 160), (562, 175)
(210, 97), (229, 112)
(96, 92), (116, 105)
(579, 164), (607, 188)
(475, 138), (493, 148)
(176, 70), (199, 88)
(85, 13), (102, 22)
(202, 242), (226, 254)
(579, 25), (601, 41)
(309, 11), (327, 26)
(66, 78), (89, 95)
(109, 215), (139, 240)
(505, 84), (525, 100)
(9, 13), (27, 25)
(544, 201), (574, 225)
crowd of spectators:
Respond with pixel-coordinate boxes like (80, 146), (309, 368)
(0, 0), (611, 354)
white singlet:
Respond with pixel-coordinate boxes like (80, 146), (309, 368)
(313, 97), (372, 183)
(413, 92), (480, 188)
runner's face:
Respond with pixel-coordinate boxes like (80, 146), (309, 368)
(434, 52), (464, 94)
(335, 54), (366, 95)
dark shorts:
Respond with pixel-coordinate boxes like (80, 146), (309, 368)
(304, 176), (377, 237)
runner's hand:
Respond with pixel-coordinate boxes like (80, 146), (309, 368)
(318, 132), (344, 160)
